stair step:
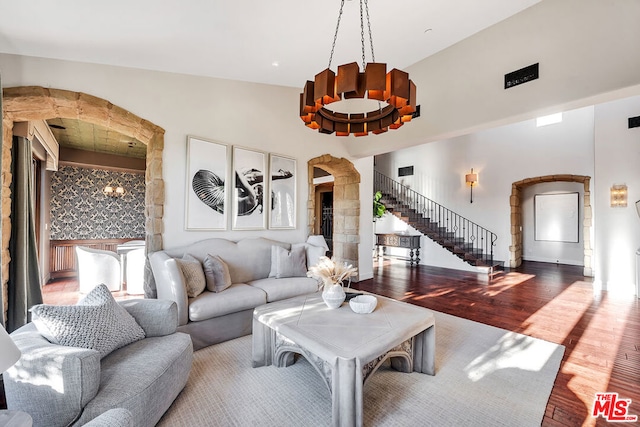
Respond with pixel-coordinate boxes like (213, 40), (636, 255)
(375, 180), (497, 273)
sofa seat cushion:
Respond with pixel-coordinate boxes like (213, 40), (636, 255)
(188, 284), (267, 322)
(75, 333), (193, 427)
(249, 277), (319, 303)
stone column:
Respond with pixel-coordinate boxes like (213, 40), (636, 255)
(1, 118), (13, 320)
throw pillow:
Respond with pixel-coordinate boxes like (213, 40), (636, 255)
(203, 254), (233, 292)
(274, 245), (307, 279)
(292, 242), (326, 269)
(176, 254), (206, 298)
(31, 284), (145, 358)
(268, 246), (279, 278)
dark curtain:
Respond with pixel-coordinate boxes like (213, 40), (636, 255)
(0, 72), (4, 329)
(7, 136), (42, 332)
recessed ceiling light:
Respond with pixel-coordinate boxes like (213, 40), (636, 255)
(272, 61), (279, 67)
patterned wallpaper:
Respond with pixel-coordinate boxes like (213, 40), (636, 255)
(50, 166), (145, 240)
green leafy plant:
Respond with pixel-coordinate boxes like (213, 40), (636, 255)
(373, 191), (386, 219)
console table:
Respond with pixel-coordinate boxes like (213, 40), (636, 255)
(375, 233), (421, 266)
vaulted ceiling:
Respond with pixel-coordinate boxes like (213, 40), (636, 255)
(0, 0), (539, 88)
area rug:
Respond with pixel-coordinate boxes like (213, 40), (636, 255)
(158, 310), (564, 426)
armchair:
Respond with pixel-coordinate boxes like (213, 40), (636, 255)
(4, 298), (193, 427)
(75, 246), (121, 293)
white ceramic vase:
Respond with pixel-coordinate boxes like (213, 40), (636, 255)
(322, 283), (346, 309)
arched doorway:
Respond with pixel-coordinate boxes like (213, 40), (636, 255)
(2, 86), (165, 297)
(307, 155), (360, 272)
(509, 174), (592, 276)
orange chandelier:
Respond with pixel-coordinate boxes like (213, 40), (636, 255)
(300, 0), (417, 137)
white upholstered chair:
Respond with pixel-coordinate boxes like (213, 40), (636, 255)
(75, 246), (121, 293)
(123, 247), (146, 295)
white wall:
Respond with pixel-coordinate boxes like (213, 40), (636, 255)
(376, 106), (595, 266)
(346, 0), (640, 159)
(521, 182), (585, 266)
(594, 95), (640, 294)
(0, 53), (355, 251)
(353, 157), (374, 281)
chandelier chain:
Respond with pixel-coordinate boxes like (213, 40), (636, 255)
(360, 0), (366, 69)
(364, 0), (375, 63)
(328, 0), (346, 69)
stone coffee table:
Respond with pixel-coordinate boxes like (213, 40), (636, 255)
(252, 293), (435, 427)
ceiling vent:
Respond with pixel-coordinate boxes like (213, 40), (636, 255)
(505, 63), (539, 89)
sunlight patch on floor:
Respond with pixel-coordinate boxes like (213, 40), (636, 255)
(465, 331), (559, 381)
(518, 280), (633, 419)
(482, 272), (536, 297)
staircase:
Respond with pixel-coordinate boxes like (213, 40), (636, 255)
(375, 171), (503, 271)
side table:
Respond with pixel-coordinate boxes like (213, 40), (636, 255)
(375, 233), (421, 266)
(0, 410), (32, 427)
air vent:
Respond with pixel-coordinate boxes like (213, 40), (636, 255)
(398, 166), (414, 177)
(505, 63), (539, 89)
(628, 115), (640, 129)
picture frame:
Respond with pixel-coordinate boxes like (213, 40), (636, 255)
(232, 146), (268, 230)
(534, 192), (579, 243)
(185, 136), (230, 230)
(268, 154), (297, 229)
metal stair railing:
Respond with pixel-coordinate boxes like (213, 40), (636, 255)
(375, 171), (497, 265)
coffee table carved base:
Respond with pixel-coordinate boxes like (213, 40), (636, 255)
(253, 294), (435, 427)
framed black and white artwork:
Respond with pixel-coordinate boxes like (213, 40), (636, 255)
(185, 136), (230, 230)
(232, 146), (267, 230)
(268, 154), (296, 229)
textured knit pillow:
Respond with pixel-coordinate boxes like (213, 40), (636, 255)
(203, 254), (233, 292)
(274, 245), (307, 278)
(31, 284), (145, 358)
(176, 254), (206, 298)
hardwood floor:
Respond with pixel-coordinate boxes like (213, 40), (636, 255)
(42, 279), (141, 305)
(352, 259), (639, 427)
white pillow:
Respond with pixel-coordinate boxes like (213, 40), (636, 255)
(292, 242), (326, 269)
(31, 284), (145, 358)
(273, 245), (307, 278)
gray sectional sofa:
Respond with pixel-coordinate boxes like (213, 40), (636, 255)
(149, 237), (324, 350)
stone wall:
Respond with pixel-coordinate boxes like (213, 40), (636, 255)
(308, 155), (360, 273)
(2, 87), (166, 318)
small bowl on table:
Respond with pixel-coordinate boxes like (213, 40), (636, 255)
(349, 295), (377, 314)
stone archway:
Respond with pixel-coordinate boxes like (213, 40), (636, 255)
(308, 155), (360, 271)
(509, 174), (592, 276)
(2, 86), (165, 298)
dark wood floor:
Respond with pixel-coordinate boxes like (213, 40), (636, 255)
(352, 259), (639, 427)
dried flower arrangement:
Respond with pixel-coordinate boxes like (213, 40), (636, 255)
(307, 256), (358, 289)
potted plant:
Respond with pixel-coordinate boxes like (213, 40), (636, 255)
(373, 191), (386, 221)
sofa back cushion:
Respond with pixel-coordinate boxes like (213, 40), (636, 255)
(161, 237), (290, 283)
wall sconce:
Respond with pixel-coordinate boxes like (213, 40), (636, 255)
(104, 184), (125, 197)
(610, 184), (627, 207)
(465, 168), (478, 203)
